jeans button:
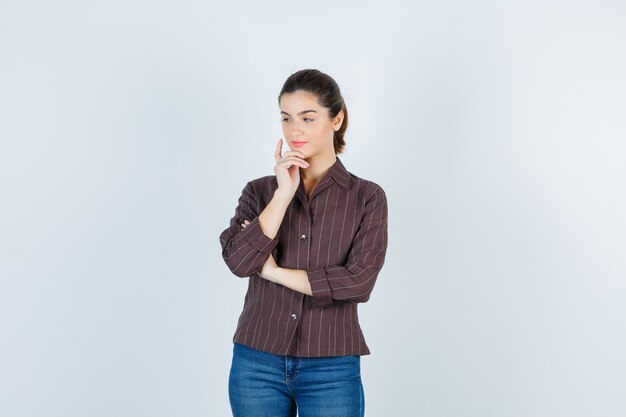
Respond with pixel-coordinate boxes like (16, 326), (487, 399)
(300, 234), (307, 240)
(291, 313), (297, 320)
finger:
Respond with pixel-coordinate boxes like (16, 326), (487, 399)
(282, 149), (307, 159)
(281, 159), (309, 170)
(275, 138), (282, 162)
(281, 156), (310, 166)
(281, 154), (309, 162)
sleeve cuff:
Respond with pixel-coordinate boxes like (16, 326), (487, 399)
(307, 267), (333, 307)
(240, 216), (279, 254)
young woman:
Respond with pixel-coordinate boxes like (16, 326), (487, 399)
(219, 69), (389, 417)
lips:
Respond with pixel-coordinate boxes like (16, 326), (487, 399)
(292, 141), (307, 147)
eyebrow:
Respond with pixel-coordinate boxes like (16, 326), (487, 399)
(280, 110), (318, 116)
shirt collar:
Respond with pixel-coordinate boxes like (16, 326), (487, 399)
(327, 156), (350, 189)
(272, 156), (351, 190)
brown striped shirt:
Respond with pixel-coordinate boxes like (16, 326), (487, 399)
(219, 156), (388, 357)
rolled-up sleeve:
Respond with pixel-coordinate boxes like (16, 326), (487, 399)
(306, 185), (388, 307)
(219, 181), (279, 278)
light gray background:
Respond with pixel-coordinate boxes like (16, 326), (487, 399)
(1, 1), (624, 416)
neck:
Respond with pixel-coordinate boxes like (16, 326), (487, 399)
(301, 153), (337, 182)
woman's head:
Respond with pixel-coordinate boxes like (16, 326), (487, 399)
(277, 69), (348, 157)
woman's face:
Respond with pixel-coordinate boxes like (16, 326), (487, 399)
(279, 90), (343, 159)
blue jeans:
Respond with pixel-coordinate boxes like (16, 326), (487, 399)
(228, 342), (365, 417)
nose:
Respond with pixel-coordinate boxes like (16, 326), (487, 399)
(290, 121), (305, 136)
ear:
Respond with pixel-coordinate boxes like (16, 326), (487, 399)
(333, 110), (344, 131)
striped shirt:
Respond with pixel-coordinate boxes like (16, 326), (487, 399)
(219, 156), (388, 357)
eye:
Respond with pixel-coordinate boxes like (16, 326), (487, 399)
(304, 118), (313, 122)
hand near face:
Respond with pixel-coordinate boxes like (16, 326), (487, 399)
(274, 138), (309, 198)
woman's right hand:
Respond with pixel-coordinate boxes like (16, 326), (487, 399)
(274, 138), (309, 198)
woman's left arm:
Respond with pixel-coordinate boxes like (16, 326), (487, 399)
(305, 185), (388, 307)
(256, 185), (388, 307)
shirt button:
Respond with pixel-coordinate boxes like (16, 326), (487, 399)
(300, 234), (307, 240)
(291, 313), (297, 320)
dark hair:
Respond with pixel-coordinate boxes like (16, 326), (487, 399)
(277, 69), (348, 155)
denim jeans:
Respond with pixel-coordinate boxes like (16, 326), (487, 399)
(228, 342), (365, 417)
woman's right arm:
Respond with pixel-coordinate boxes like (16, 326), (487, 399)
(219, 180), (292, 278)
(220, 139), (308, 278)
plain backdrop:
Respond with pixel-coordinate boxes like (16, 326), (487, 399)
(1, 1), (625, 416)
